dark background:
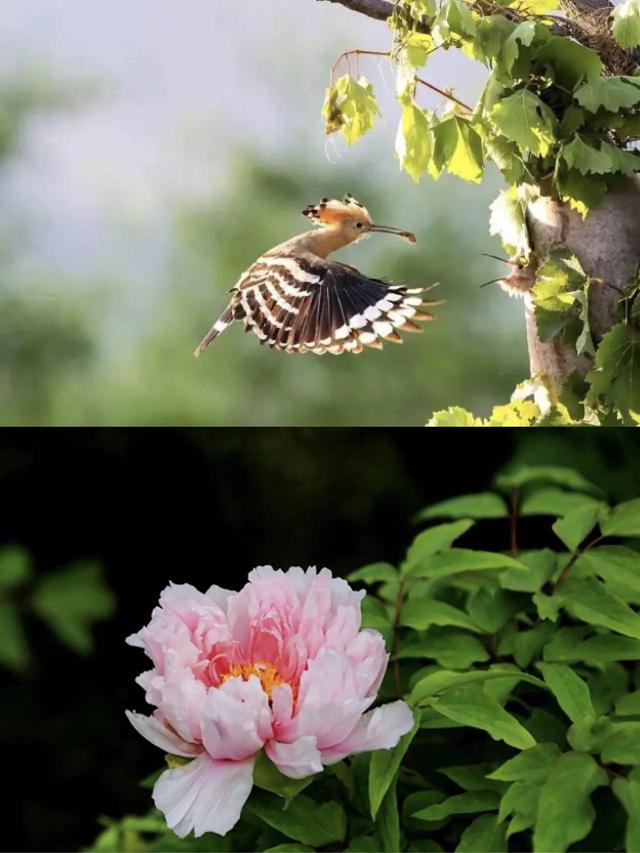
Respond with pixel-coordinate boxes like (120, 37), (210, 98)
(1, 428), (639, 852)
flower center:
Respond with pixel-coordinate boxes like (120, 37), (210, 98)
(222, 660), (285, 697)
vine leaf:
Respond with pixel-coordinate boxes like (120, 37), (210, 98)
(395, 102), (432, 181)
(322, 75), (381, 145)
(586, 322), (640, 422)
(613, 0), (640, 50)
(489, 89), (557, 156)
(574, 76), (640, 113)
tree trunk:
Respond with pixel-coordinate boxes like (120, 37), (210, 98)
(525, 176), (640, 390)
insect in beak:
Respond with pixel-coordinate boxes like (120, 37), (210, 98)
(370, 225), (417, 244)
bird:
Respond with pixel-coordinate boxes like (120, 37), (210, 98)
(193, 193), (438, 356)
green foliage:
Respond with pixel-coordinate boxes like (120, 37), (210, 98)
(613, 0), (640, 50)
(323, 75), (381, 146)
(0, 545), (114, 669)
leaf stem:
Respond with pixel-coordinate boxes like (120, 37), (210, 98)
(416, 76), (473, 112)
(552, 533), (605, 591)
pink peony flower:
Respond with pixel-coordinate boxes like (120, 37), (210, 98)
(126, 566), (413, 837)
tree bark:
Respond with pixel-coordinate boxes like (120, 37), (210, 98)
(525, 177), (640, 389)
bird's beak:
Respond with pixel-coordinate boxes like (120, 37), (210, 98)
(370, 225), (417, 244)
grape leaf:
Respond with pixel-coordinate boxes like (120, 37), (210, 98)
(575, 76), (640, 113)
(322, 75), (381, 145)
(613, 0), (640, 49)
(489, 89), (557, 156)
(396, 102), (432, 181)
(586, 322), (640, 422)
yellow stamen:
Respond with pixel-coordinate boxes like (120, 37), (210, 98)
(221, 660), (285, 697)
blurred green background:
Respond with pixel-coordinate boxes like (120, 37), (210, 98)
(0, 0), (527, 426)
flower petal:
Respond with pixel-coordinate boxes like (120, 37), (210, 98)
(125, 710), (201, 757)
(320, 700), (414, 765)
(265, 736), (323, 779)
(153, 752), (255, 837)
(202, 674), (272, 760)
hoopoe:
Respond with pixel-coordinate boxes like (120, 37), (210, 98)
(194, 194), (438, 357)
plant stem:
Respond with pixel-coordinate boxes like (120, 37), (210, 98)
(416, 77), (473, 112)
(553, 534), (604, 590)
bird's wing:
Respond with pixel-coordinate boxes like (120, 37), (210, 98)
(232, 254), (437, 354)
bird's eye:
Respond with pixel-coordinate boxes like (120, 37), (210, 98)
(356, 222), (363, 228)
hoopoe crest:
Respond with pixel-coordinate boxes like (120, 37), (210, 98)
(194, 193), (438, 356)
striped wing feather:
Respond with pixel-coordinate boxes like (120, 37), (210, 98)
(232, 255), (436, 354)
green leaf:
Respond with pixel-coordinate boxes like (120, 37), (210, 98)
(456, 814), (507, 852)
(0, 599), (29, 670)
(369, 711), (419, 819)
(264, 847), (314, 853)
(500, 548), (557, 593)
(561, 135), (611, 175)
(415, 790), (500, 821)
(552, 504), (600, 551)
(0, 545), (32, 590)
(440, 764), (507, 793)
(430, 686), (537, 749)
(346, 836), (380, 852)
(467, 588), (520, 633)
(361, 595), (392, 629)
(253, 751), (316, 804)
(520, 488), (601, 517)
(613, 0), (640, 49)
(322, 75), (381, 145)
(500, 20), (537, 75)
(488, 186), (530, 257)
(559, 577), (640, 639)
(601, 723), (640, 764)
(406, 548), (526, 583)
(537, 662), (594, 722)
(535, 37), (602, 88)
(347, 563), (398, 585)
(396, 102), (432, 182)
(533, 752), (607, 853)
(543, 626), (640, 664)
(411, 667), (545, 704)
(375, 779), (400, 853)
(561, 135), (640, 176)
(489, 89), (557, 156)
(495, 464), (599, 494)
(416, 493), (507, 520)
(511, 621), (556, 668)
(247, 791), (346, 847)
(613, 778), (640, 852)
(616, 690), (640, 715)
(428, 406), (484, 426)
(401, 598), (482, 632)
(404, 520), (475, 572)
(587, 323), (640, 421)
(601, 498), (640, 537)
(396, 630), (490, 669)
(531, 249), (589, 343)
(575, 75), (640, 113)
(489, 743), (561, 782)
(579, 546), (640, 594)
(431, 117), (484, 183)
(557, 168), (608, 218)
(31, 561), (115, 655)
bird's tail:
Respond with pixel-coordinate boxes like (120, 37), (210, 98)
(194, 307), (234, 357)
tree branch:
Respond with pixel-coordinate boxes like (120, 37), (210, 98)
(316, 0), (394, 21)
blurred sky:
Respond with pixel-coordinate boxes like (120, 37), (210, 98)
(2, 0), (486, 279)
